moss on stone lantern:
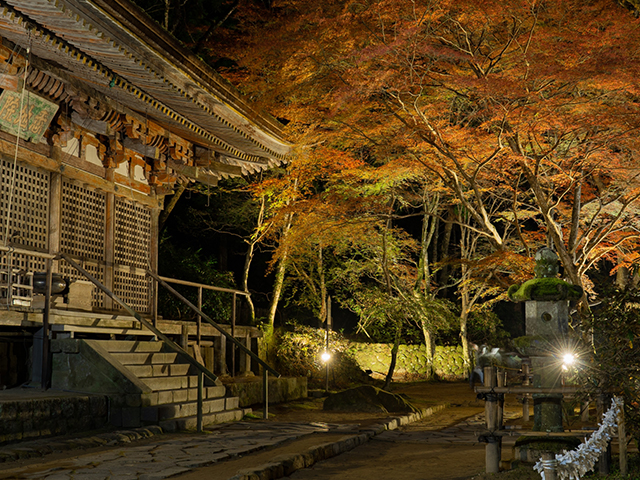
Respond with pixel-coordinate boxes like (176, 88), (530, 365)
(507, 247), (583, 302)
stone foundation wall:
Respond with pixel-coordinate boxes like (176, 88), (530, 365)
(0, 393), (108, 445)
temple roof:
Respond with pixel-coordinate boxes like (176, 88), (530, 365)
(0, 0), (292, 178)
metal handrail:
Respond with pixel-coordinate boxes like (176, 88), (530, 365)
(158, 276), (250, 296)
(58, 253), (220, 431)
(156, 275), (249, 359)
(0, 245), (56, 258)
(148, 270), (280, 420)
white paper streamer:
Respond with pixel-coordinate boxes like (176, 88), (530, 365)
(534, 397), (622, 480)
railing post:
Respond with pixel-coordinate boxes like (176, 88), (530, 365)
(617, 396), (628, 476)
(6, 249), (13, 306)
(197, 286), (202, 347)
(263, 369), (268, 420)
(197, 370), (203, 432)
(41, 258), (52, 390)
(152, 278), (158, 328)
(484, 366), (500, 474)
(522, 363), (530, 422)
(541, 452), (558, 480)
(231, 292), (236, 377)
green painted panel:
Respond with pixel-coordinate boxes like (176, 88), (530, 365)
(0, 89), (59, 142)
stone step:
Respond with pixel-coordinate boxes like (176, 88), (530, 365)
(95, 340), (164, 353)
(158, 408), (249, 433)
(141, 386), (227, 407)
(127, 363), (191, 378)
(142, 375), (201, 391)
(141, 396), (240, 423)
(111, 352), (178, 365)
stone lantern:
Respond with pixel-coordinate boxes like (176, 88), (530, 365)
(508, 247), (582, 432)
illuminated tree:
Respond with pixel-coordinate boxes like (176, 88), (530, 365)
(207, 0), (640, 318)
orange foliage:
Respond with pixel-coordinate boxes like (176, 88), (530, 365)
(207, 0), (640, 295)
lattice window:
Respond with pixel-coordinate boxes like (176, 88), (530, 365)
(0, 159), (49, 250)
(114, 269), (150, 312)
(114, 197), (151, 270)
(58, 260), (105, 309)
(60, 180), (106, 261)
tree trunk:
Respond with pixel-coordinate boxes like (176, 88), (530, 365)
(439, 205), (455, 288)
(383, 318), (402, 390)
(267, 212), (293, 327)
(159, 182), (187, 233)
(240, 196), (268, 324)
(421, 320), (434, 379)
(460, 300), (470, 375)
(241, 241), (256, 323)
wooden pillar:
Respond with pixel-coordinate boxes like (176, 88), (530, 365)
(104, 169), (115, 310)
(48, 172), (62, 270)
(149, 206), (160, 325)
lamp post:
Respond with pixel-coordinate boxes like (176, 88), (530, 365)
(322, 296), (332, 393)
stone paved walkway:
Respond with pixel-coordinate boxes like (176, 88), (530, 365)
(0, 422), (357, 480)
(377, 408), (523, 445)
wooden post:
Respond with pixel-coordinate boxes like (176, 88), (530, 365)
(522, 363), (530, 422)
(496, 368), (505, 428)
(214, 335), (227, 375)
(48, 173), (62, 273)
(231, 293), (236, 377)
(197, 286), (202, 347)
(104, 172), (115, 311)
(597, 394), (610, 475)
(41, 258), (52, 390)
(541, 452), (558, 480)
(263, 370), (269, 420)
(150, 207), (160, 326)
(617, 397), (627, 476)
(180, 324), (189, 350)
(197, 370), (203, 433)
(582, 400), (590, 422)
(244, 334), (252, 375)
(484, 366), (500, 473)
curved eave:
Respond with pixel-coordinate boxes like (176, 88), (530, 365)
(0, 0), (292, 163)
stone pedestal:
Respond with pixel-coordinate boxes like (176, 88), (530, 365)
(531, 355), (564, 432)
(67, 280), (94, 311)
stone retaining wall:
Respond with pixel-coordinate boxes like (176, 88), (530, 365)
(350, 343), (467, 381)
(224, 376), (308, 407)
(0, 393), (109, 445)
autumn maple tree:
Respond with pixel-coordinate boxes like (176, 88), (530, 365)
(204, 0), (640, 322)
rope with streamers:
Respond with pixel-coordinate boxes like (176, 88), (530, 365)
(534, 396), (623, 480)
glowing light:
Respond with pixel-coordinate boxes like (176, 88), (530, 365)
(321, 352), (331, 362)
(563, 353), (575, 366)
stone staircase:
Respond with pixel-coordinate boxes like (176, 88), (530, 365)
(86, 340), (248, 432)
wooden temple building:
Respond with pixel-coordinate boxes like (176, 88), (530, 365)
(0, 0), (292, 432)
